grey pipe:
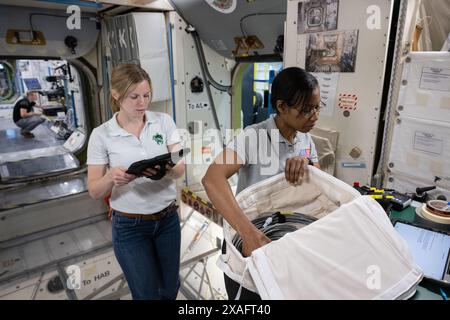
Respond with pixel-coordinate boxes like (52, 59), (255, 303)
(188, 28), (226, 145)
(190, 29), (231, 93)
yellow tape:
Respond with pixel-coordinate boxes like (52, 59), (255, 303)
(368, 195), (394, 199)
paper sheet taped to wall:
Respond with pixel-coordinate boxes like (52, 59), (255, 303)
(311, 72), (338, 117)
(419, 67), (450, 92)
(398, 53), (450, 122)
(413, 131), (444, 155)
(388, 116), (450, 181)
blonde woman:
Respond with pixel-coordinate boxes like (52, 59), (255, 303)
(87, 64), (184, 300)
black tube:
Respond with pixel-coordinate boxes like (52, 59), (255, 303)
(232, 212), (317, 254)
(190, 30), (231, 93)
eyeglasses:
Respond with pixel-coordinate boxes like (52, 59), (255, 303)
(298, 100), (324, 118)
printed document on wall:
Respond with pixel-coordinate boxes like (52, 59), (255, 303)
(311, 72), (338, 117)
(398, 52), (450, 122)
(388, 116), (450, 182)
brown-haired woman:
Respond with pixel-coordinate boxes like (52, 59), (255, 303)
(86, 64), (185, 300)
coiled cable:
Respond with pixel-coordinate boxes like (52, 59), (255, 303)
(232, 211), (318, 254)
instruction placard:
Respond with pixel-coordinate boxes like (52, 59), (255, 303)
(413, 131), (443, 155)
(312, 72), (338, 117)
(419, 67), (450, 92)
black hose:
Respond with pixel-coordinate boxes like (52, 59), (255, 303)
(232, 211), (317, 254)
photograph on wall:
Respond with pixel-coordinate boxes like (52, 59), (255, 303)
(297, 0), (338, 34)
(305, 30), (359, 73)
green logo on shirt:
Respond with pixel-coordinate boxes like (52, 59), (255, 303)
(153, 133), (164, 145)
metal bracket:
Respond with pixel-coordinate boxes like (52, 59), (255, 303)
(6, 29), (46, 45)
(232, 35), (264, 57)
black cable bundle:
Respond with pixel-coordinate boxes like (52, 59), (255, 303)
(232, 211), (318, 254)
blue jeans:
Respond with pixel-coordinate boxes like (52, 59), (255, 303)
(16, 116), (45, 133)
(112, 208), (181, 300)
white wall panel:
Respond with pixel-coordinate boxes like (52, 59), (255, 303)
(285, 0), (394, 185)
(397, 52), (450, 121)
(133, 13), (171, 103)
(387, 116), (450, 181)
(386, 52), (450, 195)
(169, 12), (231, 187)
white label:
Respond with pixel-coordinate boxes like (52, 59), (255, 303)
(419, 67), (450, 92)
(413, 131), (443, 155)
(188, 102), (210, 111)
(341, 162), (366, 168)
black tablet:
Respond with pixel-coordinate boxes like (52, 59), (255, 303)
(126, 148), (190, 178)
(393, 219), (450, 286)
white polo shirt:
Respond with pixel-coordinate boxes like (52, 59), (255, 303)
(87, 111), (181, 214)
(228, 114), (318, 194)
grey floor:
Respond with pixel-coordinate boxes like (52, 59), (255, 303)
(0, 119), (227, 300)
(0, 117), (81, 204)
(0, 203), (228, 300)
(0, 118), (64, 154)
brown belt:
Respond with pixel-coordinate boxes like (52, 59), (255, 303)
(114, 202), (178, 221)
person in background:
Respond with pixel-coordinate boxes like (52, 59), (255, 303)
(202, 67), (321, 300)
(13, 90), (45, 138)
(86, 64), (185, 300)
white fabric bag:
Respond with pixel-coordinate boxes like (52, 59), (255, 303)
(217, 166), (423, 299)
(217, 166), (362, 293)
(247, 196), (423, 299)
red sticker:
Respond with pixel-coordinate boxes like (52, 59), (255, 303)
(338, 93), (358, 111)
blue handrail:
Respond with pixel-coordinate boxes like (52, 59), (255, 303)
(168, 22), (176, 123)
(37, 0), (103, 8)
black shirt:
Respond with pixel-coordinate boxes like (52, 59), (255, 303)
(13, 98), (35, 123)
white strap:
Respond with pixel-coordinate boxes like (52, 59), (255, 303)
(234, 263), (249, 300)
